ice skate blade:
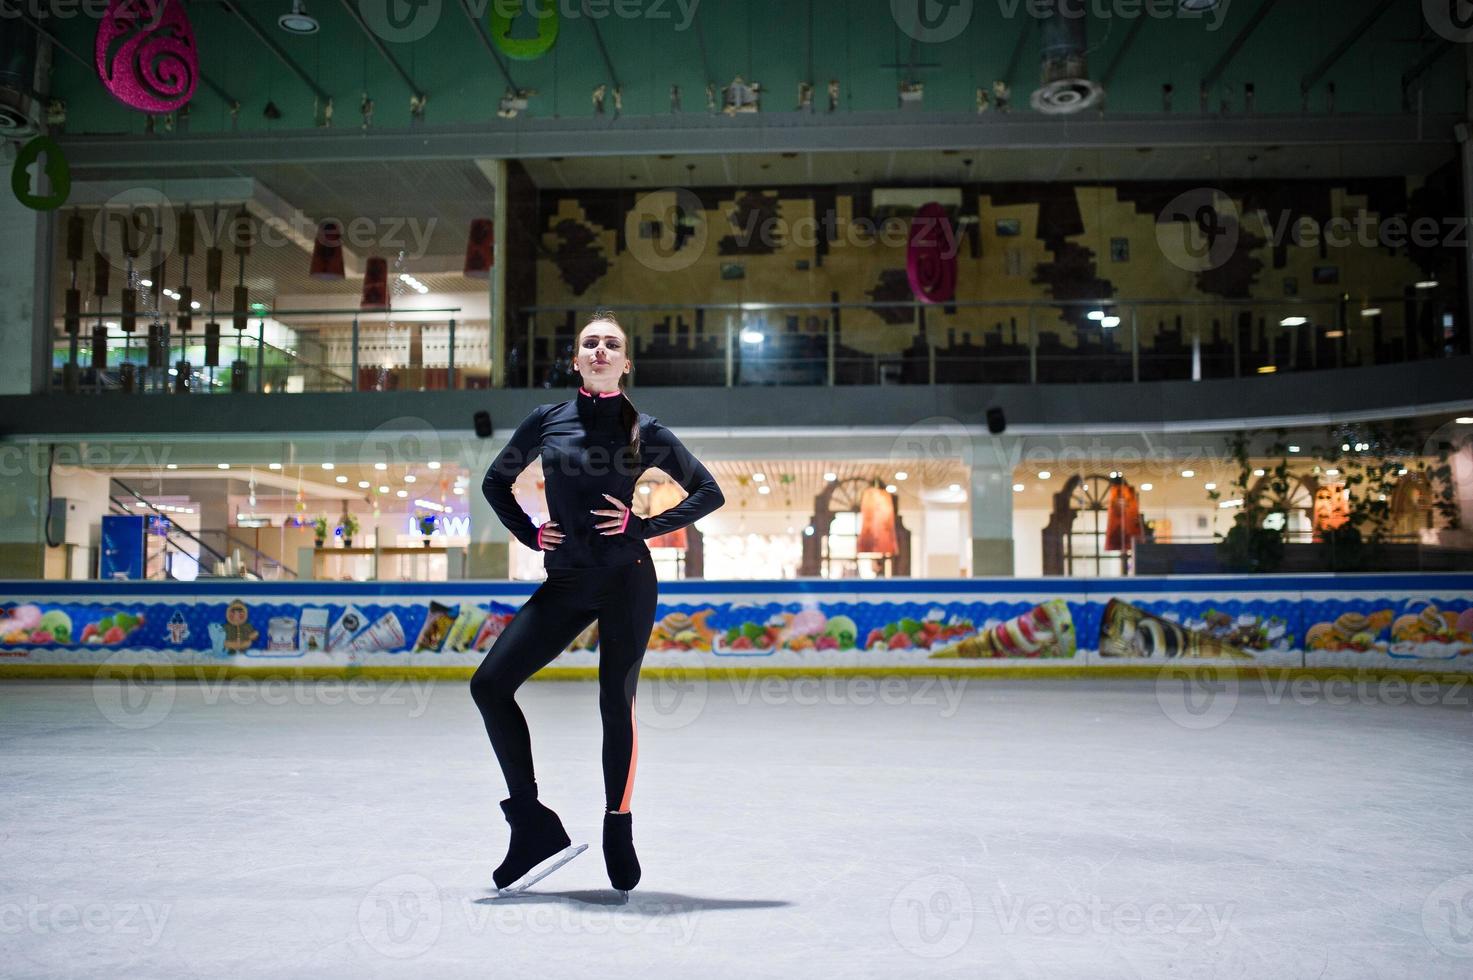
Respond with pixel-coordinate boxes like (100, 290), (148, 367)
(616, 889), (630, 904)
(495, 843), (587, 897)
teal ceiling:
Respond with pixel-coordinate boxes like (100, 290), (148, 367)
(30, 0), (1469, 138)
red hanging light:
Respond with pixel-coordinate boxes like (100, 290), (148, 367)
(309, 220), (345, 279)
(463, 218), (494, 279)
(361, 256), (389, 308)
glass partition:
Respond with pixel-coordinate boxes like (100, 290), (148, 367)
(508, 296), (1451, 389)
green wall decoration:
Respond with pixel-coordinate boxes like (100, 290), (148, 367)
(11, 136), (71, 211)
(490, 0), (559, 60)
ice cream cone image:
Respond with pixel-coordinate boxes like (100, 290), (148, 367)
(1099, 599), (1254, 659)
(930, 599), (1075, 659)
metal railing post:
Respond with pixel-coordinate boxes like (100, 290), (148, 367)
(1231, 306), (1240, 378)
(1191, 307), (1201, 381)
(1131, 306), (1140, 383)
(928, 324), (936, 385)
(447, 317), (456, 390)
(826, 313), (835, 386)
(526, 313), (535, 388)
(725, 315), (734, 387)
(1028, 307), (1038, 384)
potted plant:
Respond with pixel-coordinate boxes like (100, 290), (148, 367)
(337, 512), (359, 548)
(1319, 523), (1366, 571)
(1207, 431), (1289, 574)
(416, 510), (436, 546)
(1311, 417), (1462, 572)
(1218, 512), (1286, 574)
(312, 515), (328, 549)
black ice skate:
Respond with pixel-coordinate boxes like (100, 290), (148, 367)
(493, 791), (587, 896)
(602, 809), (641, 901)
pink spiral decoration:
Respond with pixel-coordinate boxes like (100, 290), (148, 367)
(905, 202), (959, 304)
(95, 0), (199, 113)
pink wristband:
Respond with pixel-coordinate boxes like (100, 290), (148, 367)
(618, 510), (630, 534)
(536, 523), (546, 549)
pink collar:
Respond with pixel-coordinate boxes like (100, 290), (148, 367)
(578, 386), (622, 398)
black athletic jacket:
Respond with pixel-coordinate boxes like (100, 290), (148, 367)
(482, 386), (726, 570)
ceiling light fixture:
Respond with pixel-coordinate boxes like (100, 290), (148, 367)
(278, 0), (319, 35)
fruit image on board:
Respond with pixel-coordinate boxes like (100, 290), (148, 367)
(1, 606), (77, 645)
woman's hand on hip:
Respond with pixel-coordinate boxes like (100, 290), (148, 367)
(537, 521), (562, 550)
(591, 493), (631, 535)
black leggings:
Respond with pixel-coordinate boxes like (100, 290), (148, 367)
(470, 556), (658, 813)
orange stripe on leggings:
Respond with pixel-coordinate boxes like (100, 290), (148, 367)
(617, 694), (638, 813)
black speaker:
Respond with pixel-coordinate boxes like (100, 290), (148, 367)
(204, 321), (220, 367)
(986, 406), (1007, 434)
(473, 410), (494, 438)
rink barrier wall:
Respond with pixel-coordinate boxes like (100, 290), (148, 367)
(2, 664), (1472, 688)
(0, 574), (1469, 678)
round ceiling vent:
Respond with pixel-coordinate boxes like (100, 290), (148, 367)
(1030, 78), (1104, 115)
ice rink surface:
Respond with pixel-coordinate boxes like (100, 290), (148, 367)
(3, 672), (1472, 979)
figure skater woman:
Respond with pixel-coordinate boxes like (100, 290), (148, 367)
(473, 309), (726, 899)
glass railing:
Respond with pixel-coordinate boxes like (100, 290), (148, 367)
(513, 294), (1463, 388)
(47, 307), (488, 394)
(50, 293), (1463, 393)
